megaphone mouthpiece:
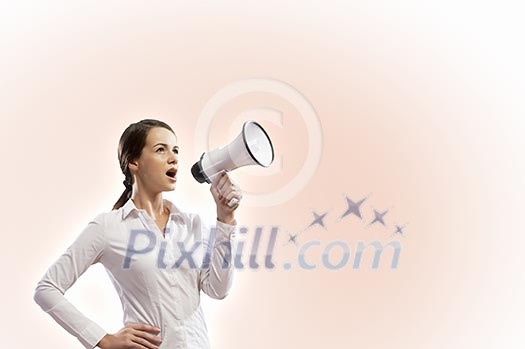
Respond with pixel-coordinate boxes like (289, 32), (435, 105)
(191, 153), (208, 183)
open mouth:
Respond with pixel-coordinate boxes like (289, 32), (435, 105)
(166, 169), (177, 180)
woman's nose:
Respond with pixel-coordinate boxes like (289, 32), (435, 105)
(168, 150), (178, 163)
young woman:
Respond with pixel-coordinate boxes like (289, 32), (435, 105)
(33, 119), (242, 349)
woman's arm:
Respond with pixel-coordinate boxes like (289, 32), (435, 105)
(198, 171), (241, 299)
(33, 215), (108, 349)
(198, 218), (238, 299)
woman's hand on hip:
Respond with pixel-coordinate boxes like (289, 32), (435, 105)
(97, 323), (163, 349)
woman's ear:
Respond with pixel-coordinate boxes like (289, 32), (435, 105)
(128, 160), (139, 173)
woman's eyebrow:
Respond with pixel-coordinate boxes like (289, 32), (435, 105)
(153, 143), (179, 149)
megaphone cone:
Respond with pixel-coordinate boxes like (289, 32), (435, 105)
(191, 120), (275, 183)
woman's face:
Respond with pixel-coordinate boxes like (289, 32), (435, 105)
(130, 127), (179, 193)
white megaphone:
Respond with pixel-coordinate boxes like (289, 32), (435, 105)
(191, 120), (275, 184)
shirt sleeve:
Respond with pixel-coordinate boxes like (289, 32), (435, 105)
(33, 215), (108, 349)
(198, 216), (238, 300)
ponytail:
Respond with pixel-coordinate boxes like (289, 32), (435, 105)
(112, 187), (132, 211)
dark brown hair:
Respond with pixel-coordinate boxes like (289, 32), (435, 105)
(112, 119), (176, 210)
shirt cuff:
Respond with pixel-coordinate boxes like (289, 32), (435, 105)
(79, 322), (107, 349)
(215, 219), (237, 241)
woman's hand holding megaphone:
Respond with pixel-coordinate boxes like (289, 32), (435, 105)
(210, 170), (242, 225)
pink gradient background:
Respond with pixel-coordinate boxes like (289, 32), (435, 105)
(2, 1), (524, 348)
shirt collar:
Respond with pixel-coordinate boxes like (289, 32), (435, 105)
(121, 197), (183, 220)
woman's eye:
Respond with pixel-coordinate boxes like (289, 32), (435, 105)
(156, 147), (178, 154)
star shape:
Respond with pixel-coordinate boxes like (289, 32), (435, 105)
(367, 209), (389, 227)
(390, 223), (408, 238)
(339, 195), (367, 220)
(284, 232), (299, 246)
(309, 210), (328, 229)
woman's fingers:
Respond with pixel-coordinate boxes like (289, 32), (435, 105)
(224, 190), (242, 201)
(219, 173), (236, 195)
(126, 323), (161, 334)
(220, 176), (240, 197)
(211, 172), (233, 196)
(224, 193), (242, 208)
(129, 341), (151, 349)
(131, 334), (159, 349)
(217, 171), (229, 188)
(124, 323), (162, 348)
(211, 171), (227, 189)
(223, 187), (242, 208)
(218, 178), (229, 195)
(132, 329), (163, 346)
(101, 323), (162, 349)
(210, 172), (227, 196)
(210, 171), (242, 210)
(227, 197), (240, 208)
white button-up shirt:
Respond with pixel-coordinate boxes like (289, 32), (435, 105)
(33, 197), (238, 349)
